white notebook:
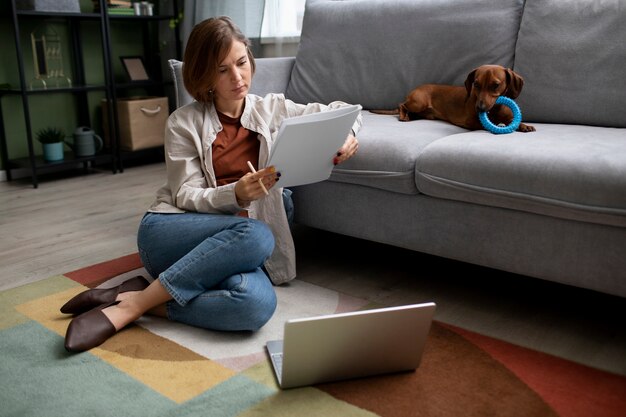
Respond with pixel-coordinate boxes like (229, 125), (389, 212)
(267, 104), (361, 188)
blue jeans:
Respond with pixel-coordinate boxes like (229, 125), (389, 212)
(137, 211), (277, 331)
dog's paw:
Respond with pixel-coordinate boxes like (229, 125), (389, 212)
(519, 123), (536, 132)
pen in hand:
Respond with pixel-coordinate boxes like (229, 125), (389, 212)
(246, 161), (269, 196)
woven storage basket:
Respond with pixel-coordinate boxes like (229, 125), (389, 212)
(102, 96), (168, 151)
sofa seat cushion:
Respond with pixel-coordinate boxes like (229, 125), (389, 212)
(415, 124), (626, 227)
(329, 112), (466, 194)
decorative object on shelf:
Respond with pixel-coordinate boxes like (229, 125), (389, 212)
(92, 0), (138, 14)
(36, 127), (66, 161)
(93, 1), (156, 16)
(65, 127), (104, 157)
(120, 56), (150, 81)
(108, 8), (134, 15)
(109, 0), (134, 16)
(134, 1), (154, 16)
(16, 0), (80, 13)
(30, 25), (72, 90)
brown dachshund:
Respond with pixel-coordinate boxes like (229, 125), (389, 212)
(371, 65), (535, 132)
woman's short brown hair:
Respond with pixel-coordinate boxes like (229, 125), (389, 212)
(182, 16), (256, 103)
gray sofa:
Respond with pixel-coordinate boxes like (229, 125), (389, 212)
(171, 0), (626, 298)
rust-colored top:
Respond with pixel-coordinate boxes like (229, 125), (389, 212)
(212, 111), (260, 217)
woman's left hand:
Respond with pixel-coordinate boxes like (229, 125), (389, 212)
(333, 134), (359, 165)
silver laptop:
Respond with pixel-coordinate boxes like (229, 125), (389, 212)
(266, 302), (436, 389)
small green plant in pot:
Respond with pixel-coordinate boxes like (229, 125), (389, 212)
(36, 127), (66, 161)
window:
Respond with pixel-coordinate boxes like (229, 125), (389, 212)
(261, 0), (305, 41)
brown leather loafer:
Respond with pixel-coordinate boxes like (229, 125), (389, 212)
(60, 275), (150, 316)
(64, 301), (121, 352)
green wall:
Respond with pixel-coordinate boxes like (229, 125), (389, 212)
(0, 1), (163, 169)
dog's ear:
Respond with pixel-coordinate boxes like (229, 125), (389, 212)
(504, 69), (524, 99)
(464, 69), (477, 98)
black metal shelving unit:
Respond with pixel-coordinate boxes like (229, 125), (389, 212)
(103, 1), (181, 173)
(0, 0), (181, 187)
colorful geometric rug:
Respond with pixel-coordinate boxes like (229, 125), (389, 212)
(1, 254), (625, 417)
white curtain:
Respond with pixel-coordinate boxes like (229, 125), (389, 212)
(261, 0), (305, 39)
(181, 0), (266, 55)
(261, 0), (305, 56)
(182, 0), (305, 57)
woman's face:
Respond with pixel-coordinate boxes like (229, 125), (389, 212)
(213, 40), (252, 111)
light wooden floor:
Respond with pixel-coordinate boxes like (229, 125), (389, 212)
(1, 163), (625, 377)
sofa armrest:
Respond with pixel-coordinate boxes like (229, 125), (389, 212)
(250, 57), (295, 97)
(168, 59), (193, 109)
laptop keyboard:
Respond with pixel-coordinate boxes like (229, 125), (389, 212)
(270, 352), (283, 379)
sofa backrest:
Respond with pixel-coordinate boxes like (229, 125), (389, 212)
(168, 57), (295, 109)
(286, 0), (525, 110)
(514, 0), (626, 128)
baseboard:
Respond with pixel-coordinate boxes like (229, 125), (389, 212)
(0, 163), (100, 183)
(0, 167), (34, 182)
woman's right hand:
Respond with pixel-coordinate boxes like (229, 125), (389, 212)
(235, 166), (280, 205)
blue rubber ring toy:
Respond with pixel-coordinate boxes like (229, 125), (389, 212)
(478, 96), (522, 134)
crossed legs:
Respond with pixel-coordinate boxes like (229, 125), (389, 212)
(64, 211), (277, 351)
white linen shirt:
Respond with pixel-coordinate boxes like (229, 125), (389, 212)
(148, 93), (362, 285)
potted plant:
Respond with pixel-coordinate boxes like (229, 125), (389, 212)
(36, 127), (66, 161)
